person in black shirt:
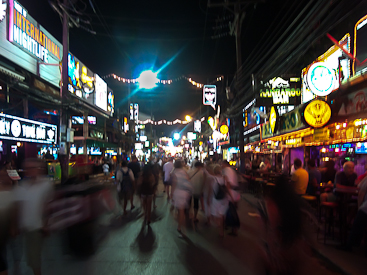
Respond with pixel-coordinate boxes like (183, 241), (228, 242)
(128, 156), (141, 179)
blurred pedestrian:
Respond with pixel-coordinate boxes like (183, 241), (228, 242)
(102, 161), (110, 182)
(116, 160), (135, 216)
(14, 159), (53, 275)
(138, 165), (155, 225)
(306, 159), (321, 196)
(163, 157), (174, 200)
(188, 161), (206, 223)
(171, 160), (192, 237)
(354, 158), (366, 177)
(0, 162), (17, 275)
(210, 165), (230, 237)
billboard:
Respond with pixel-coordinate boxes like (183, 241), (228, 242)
(354, 15), (367, 76)
(203, 85), (216, 110)
(0, 113), (57, 144)
(302, 34), (351, 103)
(95, 74), (107, 111)
(257, 77), (301, 106)
(194, 120), (201, 133)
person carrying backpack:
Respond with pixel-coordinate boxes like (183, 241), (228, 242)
(116, 160), (135, 216)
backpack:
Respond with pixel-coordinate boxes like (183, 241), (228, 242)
(215, 177), (227, 200)
(120, 168), (132, 192)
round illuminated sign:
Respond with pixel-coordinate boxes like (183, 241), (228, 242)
(307, 62), (335, 97)
(220, 125), (229, 135)
(304, 99), (331, 128)
(11, 120), (21, 137)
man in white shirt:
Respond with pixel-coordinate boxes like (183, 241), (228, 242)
(15, 159), (53, 275)
(222, 161), (241, 202)
(163, 157), (174, 200)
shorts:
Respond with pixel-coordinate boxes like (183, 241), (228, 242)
(104, 172), (109, 176)
(25, 230), (43, 270)
(164, 181), (171, 186)
(119, 190), (133, 201)
(193, 195), (201, 210)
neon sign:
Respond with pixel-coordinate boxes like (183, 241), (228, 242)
(8, 0), (61, 62)
(304, 100), (331, 128)
(0, 113), (57, 144)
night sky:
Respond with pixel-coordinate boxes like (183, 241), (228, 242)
(19, 0), (367, 134)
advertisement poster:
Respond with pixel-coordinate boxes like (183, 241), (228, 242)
(203, 85), (216, 110)
(95, 74), (107, 111)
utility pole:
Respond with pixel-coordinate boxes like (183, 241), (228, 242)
(60, 0), (70, 184)
(208, 0), (254, 166)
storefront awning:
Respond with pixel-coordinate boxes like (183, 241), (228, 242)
(0, 64), (25, 81)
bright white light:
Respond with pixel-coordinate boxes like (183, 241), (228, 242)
(137, 70), (159, 89)
(173, 133), (180, 140)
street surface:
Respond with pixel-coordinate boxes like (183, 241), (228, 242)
(7, 180), (343, 275)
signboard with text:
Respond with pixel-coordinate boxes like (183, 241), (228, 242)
(95, 74), (107, 111)
(257, 77), (301, 106)
(203, 85), (216, 110)
(354, 15), (367, 76)
(0, 113), (57, 144)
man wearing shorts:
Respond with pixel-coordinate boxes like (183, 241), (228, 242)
(163, 157), (174, 200)
(116, 160), (135, 216)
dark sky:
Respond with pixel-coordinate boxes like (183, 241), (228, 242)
(19, 0), (367, 130)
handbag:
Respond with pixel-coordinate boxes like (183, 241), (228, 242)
(226, 202), (240, 228)
(214, 177), (226, 200)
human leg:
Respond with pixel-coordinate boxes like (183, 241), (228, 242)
(146, 196), (152, 223)
(193, 196), (199, 221)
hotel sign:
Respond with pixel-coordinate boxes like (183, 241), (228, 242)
(8, 0), (61, 62)
(0, 113), (57, 144)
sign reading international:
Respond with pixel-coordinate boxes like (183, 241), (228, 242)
(257, 77), (301, 106)
(0, 113), (57, 144)
(203, 85), (216, 110)
(8, 0), (61, 63)
(304, 100), (331, 128)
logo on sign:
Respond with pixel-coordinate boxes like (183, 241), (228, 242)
(269, 106), (277, 134)
(304, 100), (331, 128)
(307, 62), (335, 97)
(203, 85), (216, 110)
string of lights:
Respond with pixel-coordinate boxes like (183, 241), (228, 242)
(103, 74), (223, 88)
(137, 116), (206, 125)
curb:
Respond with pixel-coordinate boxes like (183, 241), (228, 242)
(311, 247), (350, 275)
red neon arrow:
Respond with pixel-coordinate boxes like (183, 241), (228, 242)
(326, 33), (359, 64)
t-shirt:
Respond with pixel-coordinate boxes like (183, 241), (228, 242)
(334, 171), (357, 187)
(222, 167), (240, 202)
(163, 161), (174, 182)
(291, 168), (309, 195)
(116, 167), (135, 184)
(15, 178), (54, 231)
(306, 168), (321, 195)
(128, 161), (141, 179)
(102, 164), (109, 173)
(188, 168), (205, 196)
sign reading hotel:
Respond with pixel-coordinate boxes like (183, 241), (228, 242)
(304, 100), (331, 128)
(302, 34), (351, 103)
(8, 0), (61, 63)
(203, 85), (216, 110)
(0, 113), (57, 144)
(257, 77), (301, 106)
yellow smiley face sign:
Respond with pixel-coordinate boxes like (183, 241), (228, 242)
(304, 100), (331, 128)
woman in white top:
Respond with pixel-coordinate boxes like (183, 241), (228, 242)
(210, 165), (230, 237)
(171, 160), (193, 237)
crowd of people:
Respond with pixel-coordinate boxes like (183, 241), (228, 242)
(112, 156), (241, 239)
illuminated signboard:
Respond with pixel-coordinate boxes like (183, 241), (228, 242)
(95, 74), (107, 111)
(354, 15), (367, 76)
(68, 53), (96, 103)
(269, 106), (277, 134)
(302, 33), (350, 103)
(257, 77), (301, 106)
(134, 103), (139, 122)
(107, 89), (114, 115)
(203, 85), (216, 110)
(129, 103), (134, 120)
(0, 113), (57, 144)
(71, 116), (96, 125)
(123, 117), (129, 133)
(194, 120), (201, 133)
(187, 132), (197, 140)
(285, 138), (302, 146)
(304, 100), (331, 128)
(8, 0), (61, 62)
(220, 125), (229, 135)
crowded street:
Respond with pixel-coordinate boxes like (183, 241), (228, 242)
(1, 0), (367, 274)
(4, 176), (356, 275)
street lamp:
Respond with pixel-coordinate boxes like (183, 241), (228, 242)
(137, 70), (159, 89)
(173, 132), (180, 140)
(185, 115), (192, 122)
